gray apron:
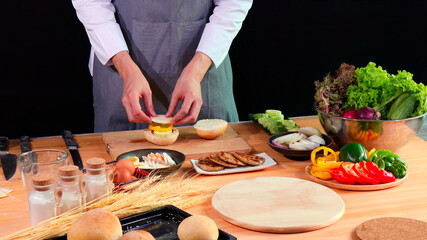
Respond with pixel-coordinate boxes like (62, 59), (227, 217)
(92, 0), (239, 132)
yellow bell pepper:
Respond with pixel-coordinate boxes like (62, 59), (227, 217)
(148, 123), (173, 132)
(368, 148), (376, 160)
(311, 146), (337, 166)
(310, 168), (332, 180)
(315, 161), (342, 170)
(310, 147), (341, 180)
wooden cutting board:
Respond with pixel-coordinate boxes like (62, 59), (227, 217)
(103, 126), (252, 160)
(211, 177), (345, 233)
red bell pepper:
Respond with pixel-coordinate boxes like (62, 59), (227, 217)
(353, 162), (380, 185)
(364, 161), (396, 183)
(329, 168), (357, 185)
(340, 162), (368, 184)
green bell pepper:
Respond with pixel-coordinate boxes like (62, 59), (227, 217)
(369, 149), (407, 178)
(339, 142), (368, 163)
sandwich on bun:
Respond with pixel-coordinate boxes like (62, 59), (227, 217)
(143, 115), (179, 145)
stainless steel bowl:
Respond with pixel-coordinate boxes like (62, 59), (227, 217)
(315, 106), (426, 152)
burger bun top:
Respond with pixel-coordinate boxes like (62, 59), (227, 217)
(150, 115), (172, 124)
(193, 119), (228, 140)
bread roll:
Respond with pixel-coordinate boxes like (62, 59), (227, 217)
(150, 115), (172, 124)
(67, 208), (122, 240)
(143, 128), (179, 145)
(119, 230), (155, 240)
(193, 119), (228, 140)
(177, 215), (219, 240)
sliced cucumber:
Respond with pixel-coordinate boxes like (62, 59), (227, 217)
(153, 130), (173, 137)
(271, 115), (284, 120)
(253, 113), (268, 120)
(266, 109), (282, 117)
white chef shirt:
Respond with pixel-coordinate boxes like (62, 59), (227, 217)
(71, 0), (253, 75)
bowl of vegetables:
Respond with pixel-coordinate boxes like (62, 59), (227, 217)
(115, 148), (186, 176)
(268, 127), (333, 160)
(314, 62), (427, 152)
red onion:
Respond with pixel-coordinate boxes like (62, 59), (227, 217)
(342, 105), (358, 119)
(357, 106), (381, 120)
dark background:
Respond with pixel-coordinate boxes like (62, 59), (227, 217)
(3, 1), (427, 139)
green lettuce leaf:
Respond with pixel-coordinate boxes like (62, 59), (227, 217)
(412, 83), (427, 117)
(344, 62), (389, 110)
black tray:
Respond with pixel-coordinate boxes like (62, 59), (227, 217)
(51, 205), (236, 240)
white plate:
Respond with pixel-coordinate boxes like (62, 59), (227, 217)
(190, 152), (277, 175)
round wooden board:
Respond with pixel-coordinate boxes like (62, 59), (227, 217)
(305, 164), (407, 191)
(211, 177), (345, 233)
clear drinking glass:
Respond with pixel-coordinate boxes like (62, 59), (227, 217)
(18, 150), (69, 197)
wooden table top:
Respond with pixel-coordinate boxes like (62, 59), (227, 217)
(1, 116), (427, 239)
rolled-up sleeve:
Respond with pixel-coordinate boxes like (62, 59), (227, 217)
(72, 0), (128, 66)
(196, 0), (253, 68)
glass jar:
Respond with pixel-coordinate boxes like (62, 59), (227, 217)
(83, 158), (110, 202)
(18, 150), (69, 197)
(28, 174), (56, 226)
(58, 165), (82, 213)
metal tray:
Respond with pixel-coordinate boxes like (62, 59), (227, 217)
(51, 205), (236, 240)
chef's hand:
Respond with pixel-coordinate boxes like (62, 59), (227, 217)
(166, 52), (212, 125)
(112, 51), (156, 123)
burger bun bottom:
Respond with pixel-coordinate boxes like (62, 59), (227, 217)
(143, 128), (179, 145)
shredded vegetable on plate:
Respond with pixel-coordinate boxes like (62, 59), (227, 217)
(137, 152), (176, 169)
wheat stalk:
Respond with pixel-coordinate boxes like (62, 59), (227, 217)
(1, 173), (218, 240)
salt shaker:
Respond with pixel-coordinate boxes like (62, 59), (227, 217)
(28, 174), (56, 225)
(58, 165), (82, 212)
(83, 158), (110, 202)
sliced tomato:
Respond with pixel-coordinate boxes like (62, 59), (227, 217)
(329, 168), (356, 185)
(339, 162), (366, 184)
(353, 162), (380, 185)
(364, 161), (396, 183)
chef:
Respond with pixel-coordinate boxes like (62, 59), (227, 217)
(71, 0), (253, 132)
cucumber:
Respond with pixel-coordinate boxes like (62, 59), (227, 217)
(256, 109), (299, 134)
(271, 115), (284, 120)
(253, 113), (267, 120)
(266, 109), (282, 117)
(387, 93), (418, 120)
(153, 130), (173, 137)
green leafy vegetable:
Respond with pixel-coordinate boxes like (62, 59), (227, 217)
(343, 62), (427, 118)
(412, 83), (427, 117)
(344, 62), (389, 111)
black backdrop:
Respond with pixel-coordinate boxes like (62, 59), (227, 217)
(3, 1), (427, 139)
